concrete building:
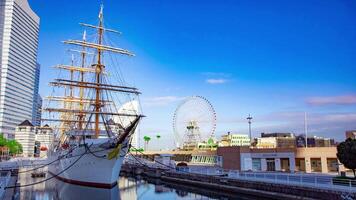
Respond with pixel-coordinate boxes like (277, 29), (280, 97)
(14, 120), (35, 157)
(191, 150), (218, 165)
(295, 147), (344, 173)
(0, 0), (40, 139)
(255, 137), (296, 149)
(345, 130), (356, 139)
(307, 136), (335, 147)
(255, 132), (296, 149)
(217, 146), (295, 172)
(217, 145), (344, 174)
(219, 132), (250, 147)
(35, 124), (53, 157)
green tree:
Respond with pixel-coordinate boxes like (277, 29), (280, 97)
(6, 140), (23, 155)
(156, 134), (161, 140)
(337, 138), (356, 178)
(143, 136), (151, 151)
(0, 134), (7, 147)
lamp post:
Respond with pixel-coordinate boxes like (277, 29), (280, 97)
(247, 114), (253, 143)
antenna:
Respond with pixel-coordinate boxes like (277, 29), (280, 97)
(247, 114), (253, 143)
(304, 112), (308, 148)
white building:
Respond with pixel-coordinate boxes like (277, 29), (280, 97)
(35, 124), (53, 157)
(14, 120), (35, 157)
(219, 133), (250, 147)
(0, 0), (40, 139)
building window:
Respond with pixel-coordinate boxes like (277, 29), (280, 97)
(311, 158), (322, 172)
(252, 158), (261, 171)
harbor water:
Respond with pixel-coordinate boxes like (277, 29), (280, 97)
(11, 170), (264, 200)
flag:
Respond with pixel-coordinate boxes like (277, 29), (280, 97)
(98, 4), (104, 20)
(107, 144), (121, 160)
(83, 30), (86, 41)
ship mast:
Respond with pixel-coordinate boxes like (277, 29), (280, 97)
(94, 5), (104, 138)
(78, 31), (87, 130)
(43, 4), (139, 140)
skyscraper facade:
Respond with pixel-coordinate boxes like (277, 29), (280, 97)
(32, 63), (41, 126)
(0, 0), (40, 139)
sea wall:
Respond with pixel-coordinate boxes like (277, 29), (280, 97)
(121, 164), (356, 200)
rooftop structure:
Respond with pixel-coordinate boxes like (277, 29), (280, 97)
(255, 136), (296, 149)
(261, 132), (294, 138)
(219, 132), (250, 147)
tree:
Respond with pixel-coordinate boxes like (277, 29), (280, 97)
(337, 138), (356, 178)
(0, 134), (7, 147)
(6, 140), (23, 155)
(156, 134), (161, 140)
(143, 136), (151, 151)
(0, 134), (22, 156)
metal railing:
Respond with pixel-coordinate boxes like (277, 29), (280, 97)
(126, 156), (356, 193)
(177, 167), (356, 193)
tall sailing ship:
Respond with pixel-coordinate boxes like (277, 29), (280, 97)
(44, 5), (142, 188)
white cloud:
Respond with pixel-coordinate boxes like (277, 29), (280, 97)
(143, 96), (185, 107)
(206, 78), (228, 84)
(202, 72), (231, 77)
(306, 95), (356, 106)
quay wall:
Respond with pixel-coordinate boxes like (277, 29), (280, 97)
(121, 164), (356, 200)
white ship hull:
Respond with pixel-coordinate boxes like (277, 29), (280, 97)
(48, 138), (129, 188)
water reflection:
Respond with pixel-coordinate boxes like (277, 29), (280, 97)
(15, 172), (219, 200)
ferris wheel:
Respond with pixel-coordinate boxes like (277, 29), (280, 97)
(173, 96), (217, 149)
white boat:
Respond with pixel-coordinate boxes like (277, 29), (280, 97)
(45, 4), (142, 188)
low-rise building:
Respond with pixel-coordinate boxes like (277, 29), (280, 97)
(219, 132), (250, 147)
(295, 147), (344, 173)
(217, 145), (345, 174)
(217, 146), (295, 172)
(255, 137), (296, 148)
(35, 124), (54, 157)
(15, 121), (54, 157)
(191, 150), (219, 165)
(15, 120), (36, 157)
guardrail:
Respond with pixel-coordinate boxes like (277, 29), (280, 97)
(176, 167), (356, 193)
(126, 156), (356, 193)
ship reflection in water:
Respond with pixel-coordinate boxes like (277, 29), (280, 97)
(15, 172), (226, 200)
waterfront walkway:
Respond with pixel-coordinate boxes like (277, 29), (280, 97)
(125, 156), (356, 194)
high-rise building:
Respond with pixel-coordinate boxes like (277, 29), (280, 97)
(0, 0), (40, 139)
(32, 62), (40, 125)
(32, 94), (42, 126)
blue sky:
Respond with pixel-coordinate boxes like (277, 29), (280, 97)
(29, 0), (356, 149)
